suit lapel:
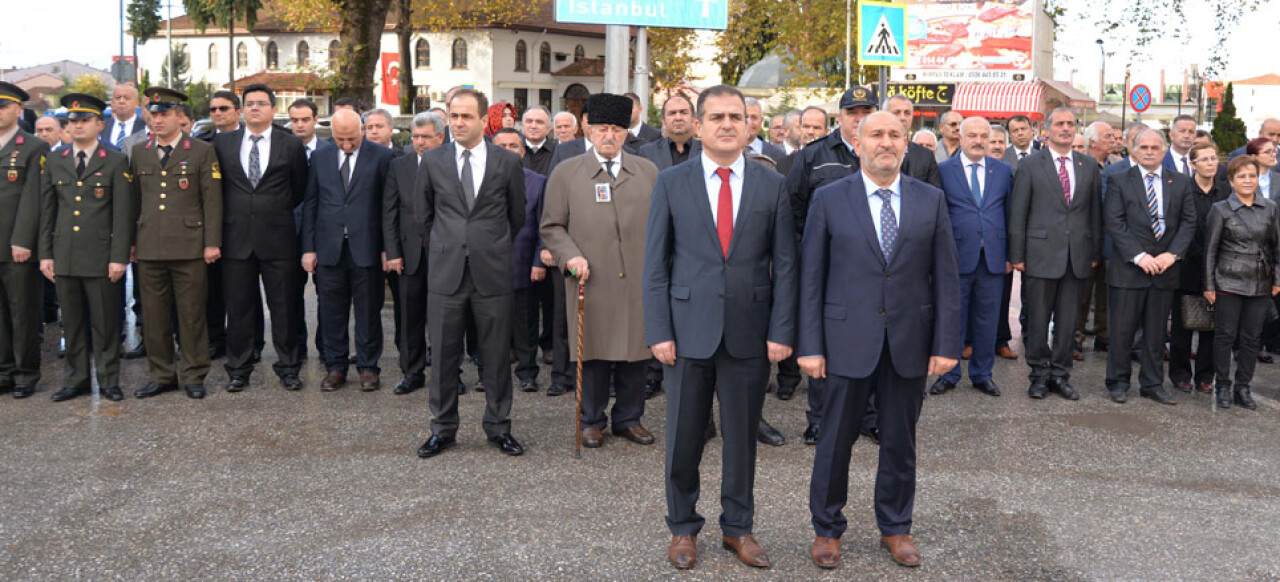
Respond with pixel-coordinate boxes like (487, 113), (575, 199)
(844, 177), (887, 266)
(688, 158), (722, 256)
(441, 142), (469, 210)
(725, 161), (757, 258)
(951, 161), (979, 209)
(473, 144), (501, 213)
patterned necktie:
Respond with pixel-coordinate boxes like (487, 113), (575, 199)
(876, 188), (898, 259)
(115, 121), (126, 150)
(969, 162), (983, 205)
(1058, 156), (1072, 205)
(248, 135), (263, 188)
(1146, 172), (1163, 239)
(159, 145), (173, 167)
(1181, 156), (1191, 177)
(715, 167), (733, 257)
(76, 151), (86, 179)
(460, 149), (475, 208)
(340, 152), (351, 191)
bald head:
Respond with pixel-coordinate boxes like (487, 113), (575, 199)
(958, 117), (991, 161)
(331, 109), (363, 154)
(1260, 118), (1280, 143)
(111, 84), (140, 122)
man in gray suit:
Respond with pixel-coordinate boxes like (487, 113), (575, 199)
(744, 97), (786, 164)
(1008, 108), (1103, 400)
(1001, 115), (1041, 171)
(416, 89), (527, 459)
(638, 94), (701, 171)
(644, 85), (797, 570)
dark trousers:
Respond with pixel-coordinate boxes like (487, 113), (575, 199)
(811, 336), (924, 539)
(138, 259), (210, 385)
(581, 359), (646, 430)
(1076, 260), (1109, 344)
(1105, 286), (1173, 392)
(511, 286), (541, 382)
(0, 261), (41, 386)
(944, 258), (1003, 384)
(223, 255), (301, 378)
(316, 241), (384, 373)
(536, 277), (554, 353)
(996, 272), (1014, 347)
(1023, 272), (1085, 382)
(427, 265), (514, 438)
(1213, 293), (1270, 390)
(806, 376), (876, 433)
(775, 355), (801, 391)
(56, 276), (121, 389)
(399, 260), (429, 383)
(206, 259), (227, 351)
(41, 277), (59, 324)
(387, 270), (402, 351)
(294, 267), (324, 357)
(664, 340), (769, 538)
(549, 268), (575, 389)
(1169, 292), (1215, 385)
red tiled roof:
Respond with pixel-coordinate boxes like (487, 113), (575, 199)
(224, 72), (324, 92)
(1235, 73), (1280, 86)
(552, 58), (606, 77)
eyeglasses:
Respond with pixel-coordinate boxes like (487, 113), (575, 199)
(1194, 156), (1219, 162)
(210, 105), (234, 113)
(243, 100), (272, 108)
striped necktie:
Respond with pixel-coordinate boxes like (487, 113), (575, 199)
(114, 121), (126, 150)
(1146, 172), (1163, 239)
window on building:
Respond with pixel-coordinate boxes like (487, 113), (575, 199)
(539, 88), (553, 108)
(236, 42), (248, 69)
(539, 42), (551, 73)
(574, 45), (584, 62)
(329, 40), (341, 69)
(515, 40), (528, 72)
(514, 88), (529, 114)
(266, 41), (279, 69)
(415, 38), (430, 68)
(208, 44), (218, 69)
(297, 41), (310, 67)
(452, 38), (468, 69)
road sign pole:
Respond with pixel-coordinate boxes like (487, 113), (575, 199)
(634, 27), (649, 107)
(879, 67), (889, 108)
(845, 0), (852, 90)
(604, 25), (629, 94)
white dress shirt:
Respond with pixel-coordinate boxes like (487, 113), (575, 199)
(304, 135), (319, 161)
(702, 152), (745, 227)
(1133, 165), (1167, 264)
(1049, 147), (1076, 199)
(748, 137), (765, 155)
(240, 125), (273, 178)
(962, 155), (986, 197)
(526, 138), (546, 154)
(110, 115), (138, 145)
(629, 123), (643, 138)
(1260, 171), (1273, 200)
(783, 142), (798, 156)
(593, 149), (622, 179)
(862, 171), (902, 244)
(456, 141), (487, 193)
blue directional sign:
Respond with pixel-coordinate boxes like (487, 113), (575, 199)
(1129, 84), (1152, 113)
(555, 0), (728, 30)
(858, 0), (908, 67)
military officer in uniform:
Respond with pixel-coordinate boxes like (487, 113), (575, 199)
(36, 94), (133, 402)
(129, 87), (223, 400)
(1, 81), (50, 399)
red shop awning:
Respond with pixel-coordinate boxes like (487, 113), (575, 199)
(952, 82), (1045, 120)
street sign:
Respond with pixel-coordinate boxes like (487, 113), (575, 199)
(1129, 84), (1152, 113)
(555, 0), (728, 30)
(858, 0), (908, 66)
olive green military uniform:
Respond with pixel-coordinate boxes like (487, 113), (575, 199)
(38, 143), (133, 390)
(130, 134), (222, 386)
(1, 128), (50, 392)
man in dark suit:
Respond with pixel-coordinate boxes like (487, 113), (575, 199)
(883, 95), (942, 189)
(1164, 115), (1198, 177)
(644, 85), (797, 570)
(415, 89), (527, 459)
(383, 111), (446, 395)
(1001, 114), (1041, 170)
(1227, 118), (1280, 160)
(491, 128), (547, 393)
(287, 97), (333, 359)
(214, 83), (308, 392)
(301, 109), (394, 391)
(638, 94), (701, 172)
(1103, 128), (1196, 405)
(799, 111), (960, 570)
(1008, 108), (1104, 400)
(744, 97), (786, 164)
(101, 84), (146, 150)
(520, 105), (556, 176)
(624, 92), (662, 148)
(929, 117), (1012, 398)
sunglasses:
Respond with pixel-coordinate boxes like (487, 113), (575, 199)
(210, 105), (235, 113)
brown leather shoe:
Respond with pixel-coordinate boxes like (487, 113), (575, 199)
(811, 536), (840, 569)
(996, 346), (1018, 360)
(880, 534), (921, 567)
(581, 427), (604, 448)
(613, 424), (655, 445)
(668, 535), (697, 570)
(359, 371), (380, 391)
(722, 535), (770, 568)
(962, 345), (972, 359)
(321, 370), (346, 391)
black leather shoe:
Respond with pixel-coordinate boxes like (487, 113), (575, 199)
(226, 376), (249, 392)
(972, 379), (1000, 396)
(135, 382), (177, 398)
(488, 433), (524, 456)
(185, 384), (206, 399)
(928, 378), (955, 395)
(547, 383), (567, 397)
(1216, 386), (1233, 409)
(417, 434), (456, 458)
(776, 383), (796, 400)
(519, 379), (540, 393)
(757, 419), (785, 447)
(474, 379), (485, 393)
(1236, 388), (1258, 410)
(1047, 377), (1079, 400)
(51, 386), (89, 402)
(860, 426), (880, 445)
(122, 344), (146, 360)
(1028, 381), (1048, 399)
(1108, 387), (1128, 403)
(12, 384), (35, 399)
(645, 378), (663, 399)
(803, 424), (819, 445)
(1140, 386), (1177, 405)
(281, 374), (303, 391)
(102, 386), (124, 401)
(394, 377), (424, 395)
(1258, 353), (1274, 364)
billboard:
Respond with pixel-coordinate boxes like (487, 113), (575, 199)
(555, 0), (728, 30)
(896, 0), (1036, 82)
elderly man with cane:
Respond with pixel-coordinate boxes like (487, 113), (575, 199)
(542, 93), (659, 449)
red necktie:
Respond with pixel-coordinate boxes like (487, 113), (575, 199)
(1057, 156), (1072, 206)
(716, 167), (733, 257)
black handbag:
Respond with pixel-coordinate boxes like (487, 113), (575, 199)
(1181, 295), (1215, 332)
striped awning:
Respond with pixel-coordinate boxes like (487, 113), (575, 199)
(952, 82), (1045, 120)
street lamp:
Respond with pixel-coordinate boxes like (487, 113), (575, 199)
(1096, 39), (1105, 104)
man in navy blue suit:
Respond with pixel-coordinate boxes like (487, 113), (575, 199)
(929, 117), (1011, 397)
(301, 109), (394, 391)
(798, 111), (960, 570)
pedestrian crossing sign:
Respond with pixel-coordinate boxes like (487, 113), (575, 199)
(858, 0), (908, 66)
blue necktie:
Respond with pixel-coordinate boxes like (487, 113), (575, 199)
(969, 162), (982, 205)
(876, 188), (897, 259)
(114, 121), (126, 150)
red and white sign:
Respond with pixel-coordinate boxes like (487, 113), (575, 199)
(380, 52), (400, 106)
(898, 0), (1035, 83)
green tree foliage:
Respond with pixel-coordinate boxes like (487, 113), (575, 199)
(162, 44), (191, 91)
(187, 80), (216, 118)
(1211, 82), (1248, 153)
(67, 75), (111, 100)
(127, 0), (163, 43)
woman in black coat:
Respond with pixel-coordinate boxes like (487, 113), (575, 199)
(1169, 143), (1228, 393)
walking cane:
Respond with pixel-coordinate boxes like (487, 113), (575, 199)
(574, 280), (586, 459)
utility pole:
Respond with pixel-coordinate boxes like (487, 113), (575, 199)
(603, 25), (629, 94)
(118, 0), (126, 82)
(166, 0), (173, 86)
(633, 28), (649, 111)
(845, 0), (851, 90)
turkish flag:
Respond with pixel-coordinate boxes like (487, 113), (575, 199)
(380, 52), (400, 106)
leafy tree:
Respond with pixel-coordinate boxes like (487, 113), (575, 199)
(183, 0), (265, 93)
(716, 0), (873, 90)
(162, 44), (191, 91)
(67, 75), (111, 100)
(1211, 82), (1248, 153)
(715, 0), (777, 86)
(187, 80), (217, 118)
(648, 27), (698, 96)
(127, 0), (163, 43)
